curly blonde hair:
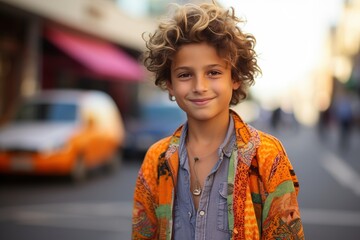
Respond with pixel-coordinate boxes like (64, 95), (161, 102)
(143, 2), (261, 105)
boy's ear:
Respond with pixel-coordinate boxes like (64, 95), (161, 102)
(232, 80), (241, 90)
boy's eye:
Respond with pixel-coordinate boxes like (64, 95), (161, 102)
(208, 70), (221, 76)
(178, 73), (192, 79)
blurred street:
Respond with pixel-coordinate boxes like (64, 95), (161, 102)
(0, 123), (359, 240)
(0, 0), (359, 239)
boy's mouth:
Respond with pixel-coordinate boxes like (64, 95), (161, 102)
(190, 97), (214, 105)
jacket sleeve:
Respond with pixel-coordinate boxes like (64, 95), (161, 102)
(258, 135), (304, 239)
(132, 147), (160, 239)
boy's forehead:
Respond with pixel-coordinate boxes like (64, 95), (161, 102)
(170, 46), (230, 71)
(174, 43), (218, 57)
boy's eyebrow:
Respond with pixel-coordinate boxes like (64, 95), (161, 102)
(206, 64), (226, 69)
(172, 66), (191, 72)
(173, 64), (226, 71)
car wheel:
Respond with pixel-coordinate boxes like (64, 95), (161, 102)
(70, 156), (87, 183)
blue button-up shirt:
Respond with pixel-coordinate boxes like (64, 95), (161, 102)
(173, 118), (236, 240)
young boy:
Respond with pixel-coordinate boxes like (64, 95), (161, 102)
(132, 2), (304, 240)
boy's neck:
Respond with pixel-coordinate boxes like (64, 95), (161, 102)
(186, 112), (230, 147)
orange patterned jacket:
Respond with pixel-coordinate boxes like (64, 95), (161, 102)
(132, 111), (304, 239)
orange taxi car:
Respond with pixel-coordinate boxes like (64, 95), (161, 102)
(0, 90), (125, 182)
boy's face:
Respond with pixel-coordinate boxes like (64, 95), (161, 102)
(168, 42), (240, 122)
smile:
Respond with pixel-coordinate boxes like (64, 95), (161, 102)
(190, 97), (214, 106)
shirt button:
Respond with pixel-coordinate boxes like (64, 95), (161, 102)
(199, 210), (205, 216)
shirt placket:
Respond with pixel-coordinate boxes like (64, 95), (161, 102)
(181, 144), (197, 238)
(195, 174), (214, 240)
(194, 149), (225, 240)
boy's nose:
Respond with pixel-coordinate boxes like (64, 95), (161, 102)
(193, 75), (208, 92)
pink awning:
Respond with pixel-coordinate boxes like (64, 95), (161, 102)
(45, 27), (144, 81)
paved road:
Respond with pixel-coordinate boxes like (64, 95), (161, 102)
(0, 161), (141, 240)
(0, 123), (359, 239)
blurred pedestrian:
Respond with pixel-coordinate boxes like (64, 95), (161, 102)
(270, 107), (282, 130)
(317, 108), (332, 141)
(333, 92), (353, 151)
(132, 2), (304, 239)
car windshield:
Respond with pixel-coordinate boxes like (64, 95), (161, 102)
(15, 102), (78, 123)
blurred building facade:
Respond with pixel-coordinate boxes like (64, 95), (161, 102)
(328, 0), (360, 127)
(0, 0), (157, 125)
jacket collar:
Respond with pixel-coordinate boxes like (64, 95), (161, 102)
(231, 110), (261, 167)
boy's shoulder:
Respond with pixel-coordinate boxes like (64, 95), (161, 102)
(256, 129), (287, 153)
